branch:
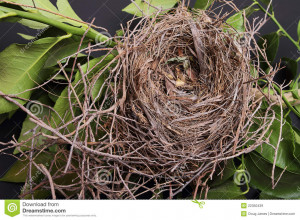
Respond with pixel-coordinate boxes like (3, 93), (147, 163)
(0, 0), (106, 30)
(0, 6), (115, 46)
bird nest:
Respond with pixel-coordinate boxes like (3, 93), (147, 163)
(5, 4), (279, 200)
(105, 6), (275, 198)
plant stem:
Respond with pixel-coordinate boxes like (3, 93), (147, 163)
(259, 79), (300, 118)
(0, 0), (103, 29)
(253, 1), (300, 51)
(0, 6), (115, 47)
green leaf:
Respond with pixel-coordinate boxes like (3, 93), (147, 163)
(244, 5), (257, 18)
(13, 95), (53, 154)
(51, 74), (68, 81)
(122, 0), (178, 17)
(116, 29), (124, 37)
(194, 0), (214, 10)
(250, 64), (259, 78)
(225, 12), (245, 33)
(21, 152), (79, 198)
(0, 35), (71, 114)
(18, 19), (48, 29)
(251, 107), (300, 174)
(259, 0), (273, 13)
(210, 159), (236, 187)
(282, 58), (299, 98)
(205, 181), (244, 199)
(52, 54), (115, 131)
(23, 190), (50, 199)
(257, 32), (280, 71)
(56, 0), (82, 22)
(245, 152), (300, 199)
(44, 38), (89, 67)
(298, 20), (300, 42)
(7, 0), (84, 28)
(9, 0), (60, 21)
(0, 10), (18, 20)
(0, 6), (47, 29)
(18, 33), (35, 40)
(282, 57), (298, 81)
(48, 84), (66, 103)
(293, 127), (300, 163)
(91, 70), (110, 101)
(0, 152), (54, 183)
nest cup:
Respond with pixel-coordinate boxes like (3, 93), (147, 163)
(106, 5), (272, 198)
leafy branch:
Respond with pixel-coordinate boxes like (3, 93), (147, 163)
(253, 0), (300, 52)
(0, 2), (114, 45)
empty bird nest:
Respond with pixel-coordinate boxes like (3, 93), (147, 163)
(9, 4), (280, 200)
(99, 6), (277, 198)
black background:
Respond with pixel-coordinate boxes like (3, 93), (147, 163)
(0, 0), (299, 199)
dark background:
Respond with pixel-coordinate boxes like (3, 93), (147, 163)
(0, 0), (299, 199)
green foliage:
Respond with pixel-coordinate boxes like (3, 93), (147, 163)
(282, 57), (298, 81)
(245, 153), (300, 199)
(56, 0), (83, 22)
(209, 160), (236, 187)
(251, 107), (300, 174)
(0, 34), (71, 114)
(225, 12), (245, 33)
(0, 0), (300, 200)
(298, 20), (300, 42)
(51, 54), (115, 131)
(18, 33), (35, 40)
(194, 0), (214, 10)
(122, 0), (178, 17)
(0, 152), (54, 183)
(13, 95), (53, 154)
(205, 181), (245, 199)
(8, 0), (82, 27)
(44, 38), (89, 67)
(258, 0), (273, 13)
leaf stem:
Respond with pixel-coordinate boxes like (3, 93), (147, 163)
(259, 79), (300, 118)
(0, 0), (105, 30)
(0, 6), (115, 46)
(253, 1), (300, 51)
